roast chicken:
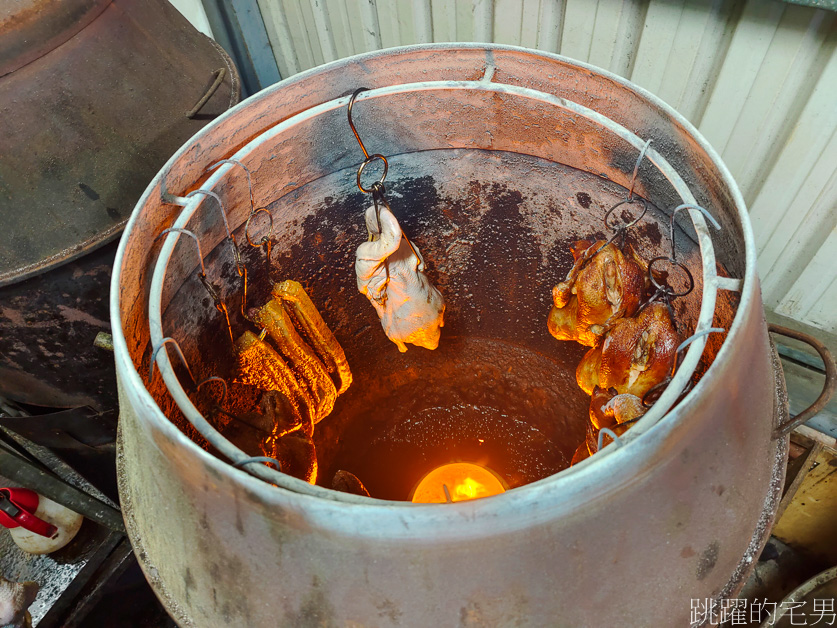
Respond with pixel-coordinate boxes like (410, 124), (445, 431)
(588, 385), (646, 430)
(236, 283), (351, 427)
(235, 330), (317, 431)
(356, 203), (445, 352)
(576, 302), (678, 397)
(572, 386), (647, 466)
(256, 299), (337, 422)
(548, 239), (647, 346)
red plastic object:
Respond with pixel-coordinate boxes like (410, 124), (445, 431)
(0, 488), (58, 538)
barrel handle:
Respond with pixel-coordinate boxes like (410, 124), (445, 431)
(187, 67), (226, 119)
(769, 323), (837, 438)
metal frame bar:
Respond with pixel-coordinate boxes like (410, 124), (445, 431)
(0, 444), (124, 532)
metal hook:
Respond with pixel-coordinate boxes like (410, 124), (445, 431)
(667, 204), (722, 263)
(627, 139), (653, 202)
(240, 265), (249, 318)
(641, 327), (726, 407)
(160, 171), (190, 206)
(348, 88), (371, 159)
(208, 159), (255, 219)
(185, 189), (245, 277)
(196, 375), (228, 402)
(233, 456), (282, 471)
(676, 327), (725, 354)
(647, 256), (695, 299)
(644, 202), (720, 303)
(347, 88), (389, 193)
(597, 427), (624, 451)
(604, 198), (648, 233)
(154, 228), (207, 278)
(244, 207), (275, 250)
(149, 337), (197, 388)
(357, 155), (389, 194)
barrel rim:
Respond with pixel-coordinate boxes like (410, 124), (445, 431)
(111, 42), (763, 509)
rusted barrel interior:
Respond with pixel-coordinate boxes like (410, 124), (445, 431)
(154, 149), (729, 500)
(146, 80), (737, 500)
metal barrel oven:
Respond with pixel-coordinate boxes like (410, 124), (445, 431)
(113, 44), (796, 626)
(0, 0), (240, 413)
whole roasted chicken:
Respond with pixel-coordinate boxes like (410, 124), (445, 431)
(576, 301), (678, 397)
(356, 203), (445, 352)
(548, 239), (647, 346)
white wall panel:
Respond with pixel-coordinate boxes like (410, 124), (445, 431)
(254, 0), (837, 332)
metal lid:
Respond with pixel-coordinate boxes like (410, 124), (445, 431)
(0, 0), (239, 286)
(0, 0), (111, 77)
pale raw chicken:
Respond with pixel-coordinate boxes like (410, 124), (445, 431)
(356, 204), (445, 352)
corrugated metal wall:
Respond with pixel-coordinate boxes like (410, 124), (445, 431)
(254, 0), (837, 332)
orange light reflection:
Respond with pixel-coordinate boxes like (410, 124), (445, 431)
(411, 462), (506, 504)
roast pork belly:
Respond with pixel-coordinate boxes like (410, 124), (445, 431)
(222, 390), (318, 484)
(548, 239), (647, 346)
(356, 203), (445, 352)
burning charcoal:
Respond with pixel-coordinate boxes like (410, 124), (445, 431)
(331, 470), (370, 497)
(234, 331), (316, 428)
(589, 386), (646, 430)
(576, 302), (678, 397)
(275, 431), (317, 484)
(355, 203), (445, 352)
(548, 240), (647, 347)
(256, 299), (337, 422)
(272, 280), (353, 394)
(0, 576), (38, 627)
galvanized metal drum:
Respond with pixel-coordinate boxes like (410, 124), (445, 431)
(113, 44), (793, 626)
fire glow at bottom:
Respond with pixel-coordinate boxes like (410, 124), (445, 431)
(411, 462), (507, 503)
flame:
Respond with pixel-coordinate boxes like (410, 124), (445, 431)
(453, 477), (487, 500)
(411, 462), (506, 503)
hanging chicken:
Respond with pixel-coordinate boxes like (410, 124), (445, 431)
(572, 386), (647, 466)
(548, 239), (648, 346)
(356, 202), (445, 352)
(588, 385), (646, 431)
(576, 301), (678, 397)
